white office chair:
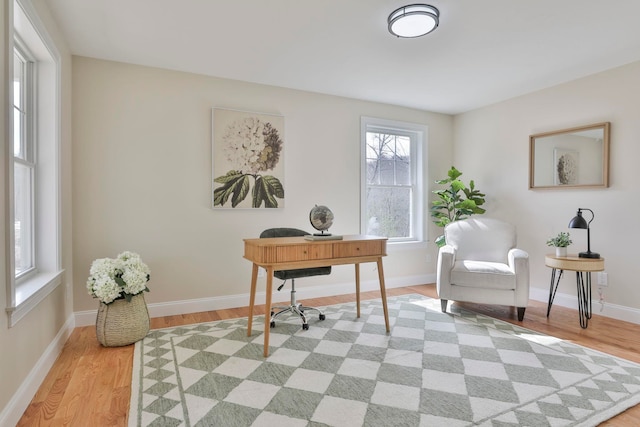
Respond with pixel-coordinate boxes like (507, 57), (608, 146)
(436, 217), (530, 320)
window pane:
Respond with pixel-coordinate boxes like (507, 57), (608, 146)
(13, 51), (25, 159)
(365, 132), (411, 185)
(365, 187), (411, 238)
(13, 52), (22, 108)
(14, 162), (33, 275)
(393, 137), (411, 185)
(14, 106), (22, 158)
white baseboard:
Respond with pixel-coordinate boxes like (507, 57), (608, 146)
(0, 314), (75, 427)
(75, 276), (640, 327)
(529, 286), (640, 325)
(74, 274), (434, 327)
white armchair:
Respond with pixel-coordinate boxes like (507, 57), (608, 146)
(436, 217), (530, 320)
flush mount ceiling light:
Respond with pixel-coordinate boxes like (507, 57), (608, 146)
(388, 4), (440, 38)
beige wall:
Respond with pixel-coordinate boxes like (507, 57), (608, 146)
(454, 60), (640, 315)
(0, 0), (73, 418)
(72, 57), (453, 312)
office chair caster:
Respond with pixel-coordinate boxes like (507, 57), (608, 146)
(319, 314), (326, 321)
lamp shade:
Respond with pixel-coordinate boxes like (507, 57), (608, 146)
(388, 4), (439, 38)
(568, 211), (588, 229)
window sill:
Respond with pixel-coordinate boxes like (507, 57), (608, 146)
(387, 240), (429, 252)
(6, 270), (64, 327)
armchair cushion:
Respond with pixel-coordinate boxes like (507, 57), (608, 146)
(450, 260), (516, 290)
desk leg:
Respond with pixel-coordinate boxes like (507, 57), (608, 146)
(546, 268), (564, 317)
(263, 267), (274, 357)
(377, 258), (390, 333)
(354, 263), (361, 318)
(247, 263), (259, 337)
(576, 272), (592, 329)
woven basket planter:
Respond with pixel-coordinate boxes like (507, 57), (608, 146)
(96, 293), (150, 347)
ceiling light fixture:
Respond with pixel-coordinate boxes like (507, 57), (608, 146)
(388, 4), (440, 38)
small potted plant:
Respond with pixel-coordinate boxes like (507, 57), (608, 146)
(546, 232), (572, 257)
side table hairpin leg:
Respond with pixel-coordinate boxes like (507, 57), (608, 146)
(547, 268), (593, 328)
(576, 271), (593, 328)
(547, 268), (564, 317)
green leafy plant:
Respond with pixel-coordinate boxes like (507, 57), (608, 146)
(430, 166), (486, 247)
(546, 232), (572, 248)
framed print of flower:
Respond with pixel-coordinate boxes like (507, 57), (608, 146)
(212, 108), (285, 209)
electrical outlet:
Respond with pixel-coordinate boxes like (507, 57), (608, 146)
(597, 272), (608, 287)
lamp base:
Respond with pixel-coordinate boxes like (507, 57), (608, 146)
(579, 251), (600, 259)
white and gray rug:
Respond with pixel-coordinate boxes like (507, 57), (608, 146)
(129, 295), (640, 426)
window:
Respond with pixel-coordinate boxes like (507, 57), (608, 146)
(13, 41), (36, 279)
(7, 0), (62, 326)
(361, 117), (425, 243)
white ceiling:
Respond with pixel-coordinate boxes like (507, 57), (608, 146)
(44, 0), (640, 115)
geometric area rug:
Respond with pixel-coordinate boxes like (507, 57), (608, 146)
(129, 294), (640, 426)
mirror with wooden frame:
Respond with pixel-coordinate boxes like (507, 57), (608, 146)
(529, 122), (610, 189)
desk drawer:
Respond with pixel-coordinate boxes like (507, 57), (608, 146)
(333, 241), (383, 258)
(276, 244), (332, 262)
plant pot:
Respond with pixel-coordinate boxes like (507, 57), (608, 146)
(95, 293), (150, 347)
(555, 247), (568, 257)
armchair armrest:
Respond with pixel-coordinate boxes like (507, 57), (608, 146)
(436, 245), (456, 294)
(508, 248), (530, 305)
(508, 248), (529, 273)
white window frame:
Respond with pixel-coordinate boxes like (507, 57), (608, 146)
(6, 0), (63, 326)
(13, 38), (37, 280)
(360, 117), (426, 247)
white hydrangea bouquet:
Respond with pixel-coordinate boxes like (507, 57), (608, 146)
(86, 251), (151, 305)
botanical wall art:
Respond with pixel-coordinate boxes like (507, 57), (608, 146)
(212, 108), (285, 209)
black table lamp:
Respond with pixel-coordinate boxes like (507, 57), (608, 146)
(568, 208), (600, 259)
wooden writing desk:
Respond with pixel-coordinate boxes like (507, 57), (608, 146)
(244, 234), (389, 356)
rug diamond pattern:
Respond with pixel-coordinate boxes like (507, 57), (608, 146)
(130, 295), (640, 426)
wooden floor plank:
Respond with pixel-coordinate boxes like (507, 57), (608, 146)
(16, 284), (640, 426)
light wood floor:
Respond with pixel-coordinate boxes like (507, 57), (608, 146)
(17, 284), (640, 426)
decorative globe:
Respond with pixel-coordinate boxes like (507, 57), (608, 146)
(309, 205), (334, 236)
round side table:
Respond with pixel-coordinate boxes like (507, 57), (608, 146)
(545, 254), (605, 328)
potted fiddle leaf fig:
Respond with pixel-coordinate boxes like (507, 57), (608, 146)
(431, 166), (486, 247)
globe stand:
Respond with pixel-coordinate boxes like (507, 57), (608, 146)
(313, 230), (332, 237)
